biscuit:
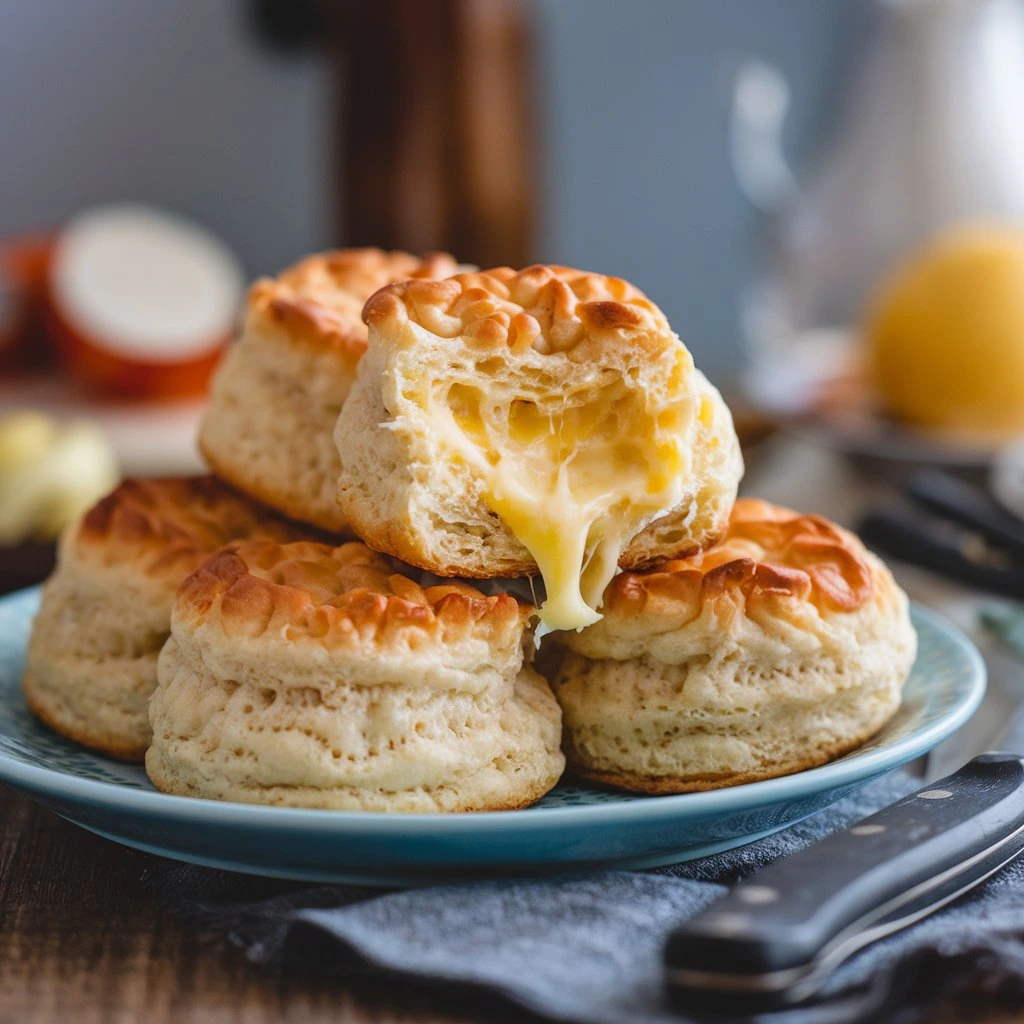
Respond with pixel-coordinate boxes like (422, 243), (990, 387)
(335, 264), (743, 632)
(199, 248), (462, 532)
(145, 540), (565, 811)
(23, 477), (304, 760)
(540, 499), (917, 793)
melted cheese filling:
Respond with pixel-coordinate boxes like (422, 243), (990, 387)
(420, 350), (695, 632)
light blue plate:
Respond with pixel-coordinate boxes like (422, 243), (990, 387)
(0, 587), (985, 885)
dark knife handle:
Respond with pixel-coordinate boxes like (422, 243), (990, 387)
(859, 505), (1024, 597)
(906, 470), (1024, 559)
(666, 755), (1024, 998)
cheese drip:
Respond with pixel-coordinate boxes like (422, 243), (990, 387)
(425, 351), (694, 631)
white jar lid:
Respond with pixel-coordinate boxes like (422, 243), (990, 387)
(51, 204), (244, 363)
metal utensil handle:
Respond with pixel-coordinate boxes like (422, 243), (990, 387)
(859, 506), (1024, 597)
(666, 754), (1024, 999)
(907, 470), (1024, 558)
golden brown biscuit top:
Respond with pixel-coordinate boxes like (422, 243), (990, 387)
(362, 264), (673, 355)
(600, 498), (875, 622)
(176, 540), (532, 650)
(73, 476), (301, 580)
(248, 248), (462, 359)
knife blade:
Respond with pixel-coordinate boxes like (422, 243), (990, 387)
(664, 753), (1024, 1013)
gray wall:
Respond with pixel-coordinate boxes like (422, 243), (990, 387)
(0, 0), (862, 384)
(0, 0), (331, 278)
(534, 0), (864, 381)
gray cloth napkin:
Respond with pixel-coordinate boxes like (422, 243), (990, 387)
(149, 721), (1024, 1024)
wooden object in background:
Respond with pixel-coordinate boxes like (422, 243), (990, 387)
(331, 0), (536, 268)
(0, 235), (53, 372)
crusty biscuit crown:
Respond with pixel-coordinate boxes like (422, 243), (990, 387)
(248, 248), (462, 356)
(362, 263), (673, 354)
(74, 476), (299, 579)
(176, 540), (531, 650)
(603, 498), (875, 619)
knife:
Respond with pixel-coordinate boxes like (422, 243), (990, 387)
(857, 469), (1024, 597)
(859, 503), (1024, 598)
(905, 470), (1024, 560)
(664, 753), (1024, 1013)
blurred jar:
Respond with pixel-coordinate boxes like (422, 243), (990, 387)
(734, 0), (1024, 409)
(46, 205), (244, 399)
(0, 235), (53, 372)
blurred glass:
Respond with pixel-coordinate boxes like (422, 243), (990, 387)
(734, 0), (1024, 412)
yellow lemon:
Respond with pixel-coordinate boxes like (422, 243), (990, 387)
(867, 223), (1024, 434)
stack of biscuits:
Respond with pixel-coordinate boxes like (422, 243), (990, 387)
(25, 250), (917, 811)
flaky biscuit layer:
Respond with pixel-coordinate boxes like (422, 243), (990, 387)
(24, 477), (305, 760)
(200, 248), (462, 532)
(362, 263), (672, 355)
(146, 539), (564, 810)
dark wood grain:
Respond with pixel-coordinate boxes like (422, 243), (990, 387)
(0, 784), (489, 1024)
(4, 782), (1019, 1023)
(331, 0), (536, 268)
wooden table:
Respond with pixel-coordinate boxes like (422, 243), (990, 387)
(0, 784), (510, 1023)
(5, 783), (1023, 1024)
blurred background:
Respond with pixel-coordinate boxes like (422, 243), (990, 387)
(4, 0), (1024, 647)
(0, 0), (862, 383)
